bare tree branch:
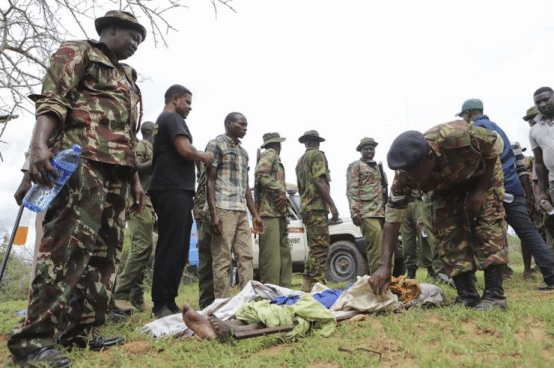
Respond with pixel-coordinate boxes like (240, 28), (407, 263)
(0, 0), (235, 156)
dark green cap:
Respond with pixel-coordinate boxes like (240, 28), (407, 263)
(356, 137), (378, 151)
(299, 130), (325, 143)
(456, 99), (483, 117)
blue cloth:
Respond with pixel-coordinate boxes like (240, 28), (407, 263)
(473, 116), (524, 196)
(270, 288), (344, 308)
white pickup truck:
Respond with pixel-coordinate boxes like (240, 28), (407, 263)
(250, 190), (405, 282)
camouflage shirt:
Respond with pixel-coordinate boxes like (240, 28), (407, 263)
(255, 148), (289, 217)
(346, 159), (386, 219)
(386, 120), (503, 223)
(295, 148), (331, 214)
(193, 161), (207, 220)
(33, 40), (140, 168)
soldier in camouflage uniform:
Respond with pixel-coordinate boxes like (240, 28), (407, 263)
(113, 121), (155, 312)
(7, 11), (147, 367)
(255, 133), (292, 287)
(296, 130), (339, 292)
(369, 121), (509, 311)
(194, 161), (215, 309)
(346, 137), (387, 275)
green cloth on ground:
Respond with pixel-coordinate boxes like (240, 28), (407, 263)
(235, 293), (336, 340)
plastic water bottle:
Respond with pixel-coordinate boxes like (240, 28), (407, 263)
(23, 144), (82, 213)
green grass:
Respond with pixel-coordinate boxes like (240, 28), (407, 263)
(1, 238), (554, 367)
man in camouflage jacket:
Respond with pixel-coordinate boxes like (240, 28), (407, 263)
(7, 11), (147, 367)
(346, 137), (387, 275)
(255, 132), (292, 287)
(296, 130), (339, 292)
(368, 121), (509, 311)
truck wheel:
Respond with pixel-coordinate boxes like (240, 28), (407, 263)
(326, 240), (369, 282)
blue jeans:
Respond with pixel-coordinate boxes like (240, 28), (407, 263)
(505, 195), (554, 285)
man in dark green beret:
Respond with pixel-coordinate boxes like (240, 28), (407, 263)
(346, 137), (387, 275)
(296, 130), (339, 292)
(8, 10), (147, 367)
(255, 133), (292, 287)
(368, 121), (509, 311)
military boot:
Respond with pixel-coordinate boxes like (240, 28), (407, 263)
(474, 265), (508, 311)
(426, 266), (437, 278)
(452, 272), (480, 308)
(300, 276), (313, 293)
(406, 266), (417, 279)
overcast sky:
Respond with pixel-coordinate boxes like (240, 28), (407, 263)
(1, 0), (552, 248)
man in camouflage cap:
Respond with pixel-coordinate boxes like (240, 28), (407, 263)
(296, 130), (339, 292)
(255, 132), (292, 287)
(346, 137), (387, 275)
(8, 11), (147, 367)
(368, 121), (510, 311)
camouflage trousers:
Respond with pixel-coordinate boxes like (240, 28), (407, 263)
(431, 170), (508, 278)
(8, 159), (130, 359)
(301, 210), (329, 283)
(113, 198), (154, 306)
(401, 199), (443, 274)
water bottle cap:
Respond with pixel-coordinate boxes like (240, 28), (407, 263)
(72, 144), (82, 154)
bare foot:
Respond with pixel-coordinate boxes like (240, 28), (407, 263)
(207, 311), (234, 341)
(182, 303), (217, 340)
(523, 272), (535, 280)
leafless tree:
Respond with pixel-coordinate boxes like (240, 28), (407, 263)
(0, 0), (235, 154)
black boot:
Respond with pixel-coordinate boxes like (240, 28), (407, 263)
(426, 266), (437, 278)
(406, 266), (417, 279)
(452, 272), (481, 307)
(474, 265), (508, 311)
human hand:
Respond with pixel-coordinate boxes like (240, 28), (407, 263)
(465, 188), (487, 220)
(130, 175), (146, 214)
(14, 172), (32, 205)
(211, 213), (223, 236)
(367, 265), (392, 296)
(253, 215), (265, 234)
(352, 214), (362, 227)
(330, 205), (339, 223)
(28, 143), (57, 187)
(202, 152), (213, 168)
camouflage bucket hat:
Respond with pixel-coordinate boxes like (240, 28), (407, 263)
(298, 130), (325, 143)
(261, 132), (286, 148)
(95, 10), (147, 40)
(356, 137), (378, 151)
(523, 106), (539, 121)
(456, 99), (483, 117)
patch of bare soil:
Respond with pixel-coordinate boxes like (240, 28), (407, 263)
(121, 340), (152, 355)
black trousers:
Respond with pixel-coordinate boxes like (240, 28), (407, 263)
(149, 190), (194, 307)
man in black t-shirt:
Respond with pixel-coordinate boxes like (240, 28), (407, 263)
(149, 84), (212, 319)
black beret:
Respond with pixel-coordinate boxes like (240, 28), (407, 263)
(387, 130), (428, 170)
